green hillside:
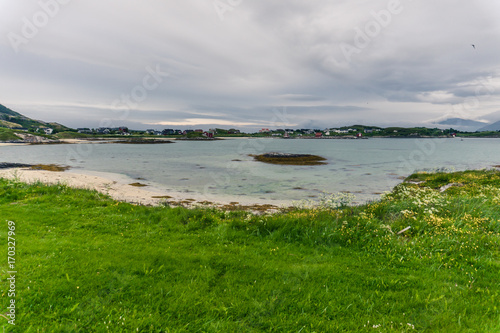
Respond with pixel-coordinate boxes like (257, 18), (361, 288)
(0, 103), (71, 133)
(0, 127), (22, 141)
(0, 103), (22, 117)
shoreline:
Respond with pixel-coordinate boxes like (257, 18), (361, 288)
(0, 167), (287, 212)
(2, 136), (500, 147)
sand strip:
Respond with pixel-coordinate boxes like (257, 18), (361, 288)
(0, 168), (287, 212)
(0, 168), (171, 205)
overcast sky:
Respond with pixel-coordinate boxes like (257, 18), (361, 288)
(1, 0), (500, 131)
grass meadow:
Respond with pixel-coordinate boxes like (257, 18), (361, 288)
(0, 170), (499, 332)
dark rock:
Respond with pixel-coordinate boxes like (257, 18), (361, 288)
(251, 153), (327, 165)
(0, 162), (32, 169)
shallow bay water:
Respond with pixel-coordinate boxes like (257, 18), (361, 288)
(1, 137), (499, 205)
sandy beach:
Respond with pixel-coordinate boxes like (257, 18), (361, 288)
(0, 167), (169, 205)
(0, 167), (285, 211)
(0, 139), (94, 146)
(0, 142), (28, 147)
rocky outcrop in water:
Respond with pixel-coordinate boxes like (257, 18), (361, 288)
(251, 153), (327, 165)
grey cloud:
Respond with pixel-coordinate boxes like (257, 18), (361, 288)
(1, 0), (500, 130)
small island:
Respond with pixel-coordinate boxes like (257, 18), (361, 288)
(251, 153), (327, 165)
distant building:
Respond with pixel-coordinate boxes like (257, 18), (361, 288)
(162, 129), (175, 135)
(77, 128), (92, 134)
(315, 132), (323, 138)
(96, 127), (111, 134)
(43, 128), (53, 135)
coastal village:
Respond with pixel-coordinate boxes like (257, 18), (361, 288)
(1, 103), (497, 143)
(71, 125), (461, 139)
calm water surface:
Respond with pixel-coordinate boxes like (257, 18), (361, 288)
(1, 138), (499, 205)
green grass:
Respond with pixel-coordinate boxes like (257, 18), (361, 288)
(0, 128), (21, 141)
(0, 170), (499, 332)
(55, 131), (91, 139)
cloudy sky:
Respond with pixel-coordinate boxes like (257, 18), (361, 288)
(1, 0), (500, 131)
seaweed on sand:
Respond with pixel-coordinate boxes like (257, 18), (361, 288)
(30, 164), (70, 172)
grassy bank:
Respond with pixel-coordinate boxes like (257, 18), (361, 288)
(0, 128), (21, 141)
(1, 170), (499, 332)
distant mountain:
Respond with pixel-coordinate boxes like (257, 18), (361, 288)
(478, 120), (500, 132)
(434, 118), (489, 132)
(0, 103), (70, 132)
(437, 118), (487, 127)
(480, 110), (500, 123)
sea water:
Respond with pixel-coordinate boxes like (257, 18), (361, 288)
(1, 138), (499, 205)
